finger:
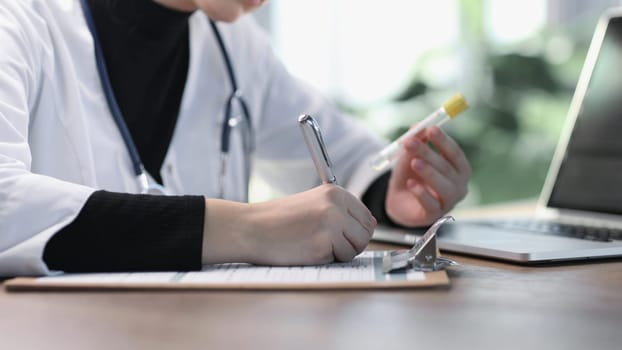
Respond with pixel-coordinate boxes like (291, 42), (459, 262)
(404, 138), (458, 180)
(406, 179), (442, 216)
(346, 208), (376, 237)
(342, 192), (377, 233)
(332, 233), (359, 262)
(426, 126), (471, 176)
(343, 215), (373, 253)
(411, 159), (456, 209)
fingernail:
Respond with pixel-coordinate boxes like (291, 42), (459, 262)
(413, 159), (426, 170)
(429, 126), (441, 138)
(409, 140), (420, 152)
(411, 184), (422, 195)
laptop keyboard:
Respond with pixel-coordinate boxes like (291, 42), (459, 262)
(482, 220), (622, 242)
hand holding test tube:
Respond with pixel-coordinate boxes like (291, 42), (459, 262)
(370, 93), (469, 172)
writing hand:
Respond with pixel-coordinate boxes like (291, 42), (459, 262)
(202, 184), (377, 265)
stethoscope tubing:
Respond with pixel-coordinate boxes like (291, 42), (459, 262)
(79, 0), (253, 197)
(80, 0), (144, 178)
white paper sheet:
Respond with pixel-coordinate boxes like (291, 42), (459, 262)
(34, 251), (425, 286)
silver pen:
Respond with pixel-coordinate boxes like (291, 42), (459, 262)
(298, 115), (338, 185)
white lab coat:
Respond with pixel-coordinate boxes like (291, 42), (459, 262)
(0, 0), (387, 276)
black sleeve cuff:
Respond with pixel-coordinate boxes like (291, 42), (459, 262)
(361, 171), (427, 232)
(43, 190), (205, 273)
(361, 171), (400, 227)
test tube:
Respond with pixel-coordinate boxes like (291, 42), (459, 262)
(369, 93), (469, 171)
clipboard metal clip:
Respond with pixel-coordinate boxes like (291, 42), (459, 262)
(382, 216), (459, 273)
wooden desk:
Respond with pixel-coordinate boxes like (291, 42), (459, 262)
(1, 245), (621, 350)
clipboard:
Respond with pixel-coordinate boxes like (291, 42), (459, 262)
(4, 251), (449, 291)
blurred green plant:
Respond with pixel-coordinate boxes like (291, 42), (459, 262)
(339, 2), (601, 206)
(384, 53), (580, 205)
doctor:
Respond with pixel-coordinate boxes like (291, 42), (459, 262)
(0, 0), (471, 276)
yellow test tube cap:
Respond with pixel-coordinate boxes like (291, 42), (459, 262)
(443, 93), (469, 118)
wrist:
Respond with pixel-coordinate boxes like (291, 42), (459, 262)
(202, 198), (254, 264)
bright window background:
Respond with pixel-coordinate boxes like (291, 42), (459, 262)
(269, 1), (460, 105)
(250, 0), (622, 206)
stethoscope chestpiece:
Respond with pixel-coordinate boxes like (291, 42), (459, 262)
(137, 172), (169, 195)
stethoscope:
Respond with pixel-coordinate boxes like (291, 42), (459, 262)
(80, 0), (254, 198)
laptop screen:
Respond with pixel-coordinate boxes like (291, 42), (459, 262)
(547, 16), (622, 215)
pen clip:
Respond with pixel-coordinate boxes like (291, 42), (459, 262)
(298, 115), (338, 185)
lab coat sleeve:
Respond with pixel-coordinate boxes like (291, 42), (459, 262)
(0, 5), (94, 277)
(248, 22), (389, 198)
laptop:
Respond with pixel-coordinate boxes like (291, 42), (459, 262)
(372, 9), (622, 264)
